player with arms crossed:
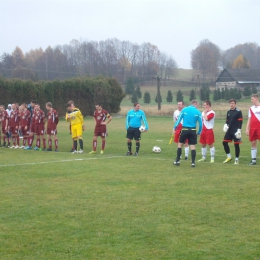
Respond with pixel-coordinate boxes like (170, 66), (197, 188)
(0, 105), (10, 147)
(222, 98), (243, 164)
(9, 103), (20, 148)
(46, 102), (59, 152)
(66, 101), (85, 154)
(173, 101), (189, 160)
(173, 100), (202, 167)
(125, 103), (149, 156)
(89, 103), (112, 154)
(246, 94), (260, 165)
(19, 103), (31, 148)
(34, 104), (46, 151)
(197, 100), (216, 163)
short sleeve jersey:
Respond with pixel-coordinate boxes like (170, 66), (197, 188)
(1, 110), (9, 127)
(248, 105), (260, 129)
(93, 109), (110, 126)
(9, 110), (19, 127)
(35, 109), (45, 124)
(47, 109), (59, 129)
(173, 109), (184, 131)
(202, 110), (215, 130)
(20, 110), (31, 128)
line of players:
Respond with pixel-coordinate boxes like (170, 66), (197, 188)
(173, 94), (260, 166)
(0, 101), (58, 151)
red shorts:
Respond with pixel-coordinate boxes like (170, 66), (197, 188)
(47, 127), (57, 135)
(30, 124), (35, 133)
(10, 126), (18, 135)
(94, 125), (107, 137)
(249, 128), (260, 142)
(21, 126), (30, 136)
(200, 129), (214, 145)
(35, 124), (45, 135)
(174, 129), (188, 143)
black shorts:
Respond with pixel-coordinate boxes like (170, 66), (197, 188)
(127, 127), (141, 141)
(179, 128), (197, 145)
(223, 132), (241, 144)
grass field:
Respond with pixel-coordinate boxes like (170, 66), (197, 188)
(1, 118), (260, 260)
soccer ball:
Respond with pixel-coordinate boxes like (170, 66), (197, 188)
(152, 146), (161, 153)
(139, 125), (146, 132)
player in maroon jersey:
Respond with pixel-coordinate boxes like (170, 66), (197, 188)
(19, 103), (31, 148)
(0, 105), (10, 147)
(34, 103), (46, 151)
(45, 102), (59, 151)
(89, 104), (112, 154)
(9, 103), (20, 148)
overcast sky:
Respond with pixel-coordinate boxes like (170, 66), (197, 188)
(1, 0), (260, 69)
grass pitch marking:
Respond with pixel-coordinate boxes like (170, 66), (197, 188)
(0, 155), (258, 168)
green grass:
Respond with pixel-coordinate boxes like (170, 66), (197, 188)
(1, 118), (260, 259)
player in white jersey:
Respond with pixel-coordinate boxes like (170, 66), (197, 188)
(246, 94), (260, 165)
(173, 101), (189, 160)
(197, 100), (215, 163)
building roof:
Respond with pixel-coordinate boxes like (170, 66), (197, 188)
(216, 68), (260, 83)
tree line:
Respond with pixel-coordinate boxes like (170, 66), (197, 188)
(191, 40), (260, 82)
(0, 76), (125, 116)
(133, 85), (258, 106)
(0, 38), (178, 83)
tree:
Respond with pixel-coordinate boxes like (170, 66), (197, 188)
(155, 94), (162, 103)
(232, 54), (250, 69)
(189, 89), (196, 101)
(143, 91), (151, 104)
(166, 90), (173, 103)
(131, 90), (138, 104)
(191, 39), (221, 81)
(124, 77), (135, 98)
(252, 86), (258, 94)
(213, 89), (219, 101)
(136, 85), (142, 98)
(176, 90), (183, 102)
(199, 84), (210, 101)
(224, 87), (230, 100)
(243, 86), (252, 97)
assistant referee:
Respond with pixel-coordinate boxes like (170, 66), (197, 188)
(173, 100), (202, 167)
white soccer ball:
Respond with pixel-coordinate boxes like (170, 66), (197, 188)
(139, 125), (146, 132)
(152, 146), (161, 153)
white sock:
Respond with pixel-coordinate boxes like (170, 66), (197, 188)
(202, 147), (207, 158)
(251, 148), (257, 160)
(210, 147), (215, 159)
(227, 153), (231, 158)
(185, 146), (189, 157)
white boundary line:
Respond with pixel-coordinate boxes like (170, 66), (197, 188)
(0, 156), (125, 168)
(0, 155), (258, 168)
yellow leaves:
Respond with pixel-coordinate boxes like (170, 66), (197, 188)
(232, 54), (250, 69)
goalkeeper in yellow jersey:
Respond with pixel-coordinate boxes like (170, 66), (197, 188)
(66, 101), (85, 154)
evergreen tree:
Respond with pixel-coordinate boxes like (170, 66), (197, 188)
(252, 86), (258, 94)
(217, 88), (221, 100)
(143, 91), (151, 104)
(124, 77), (135, 98)
(224, 87), (230, 100)
(166, 90), (173, 103)
(136, 85), (142, 98)
(131, 90), (138, 104)
(237, 89), (242, 100)
(243, 86), (252, 97)
(155, 93), (162, 103)
(176, 90), (183, 102)
(221, 88), (225, 99)
(189, 89), (196, 101)
(213, 89), (219, 101)
(200, 84), (210, 101)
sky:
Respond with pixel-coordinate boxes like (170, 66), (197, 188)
(1, 0), (260, 69)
